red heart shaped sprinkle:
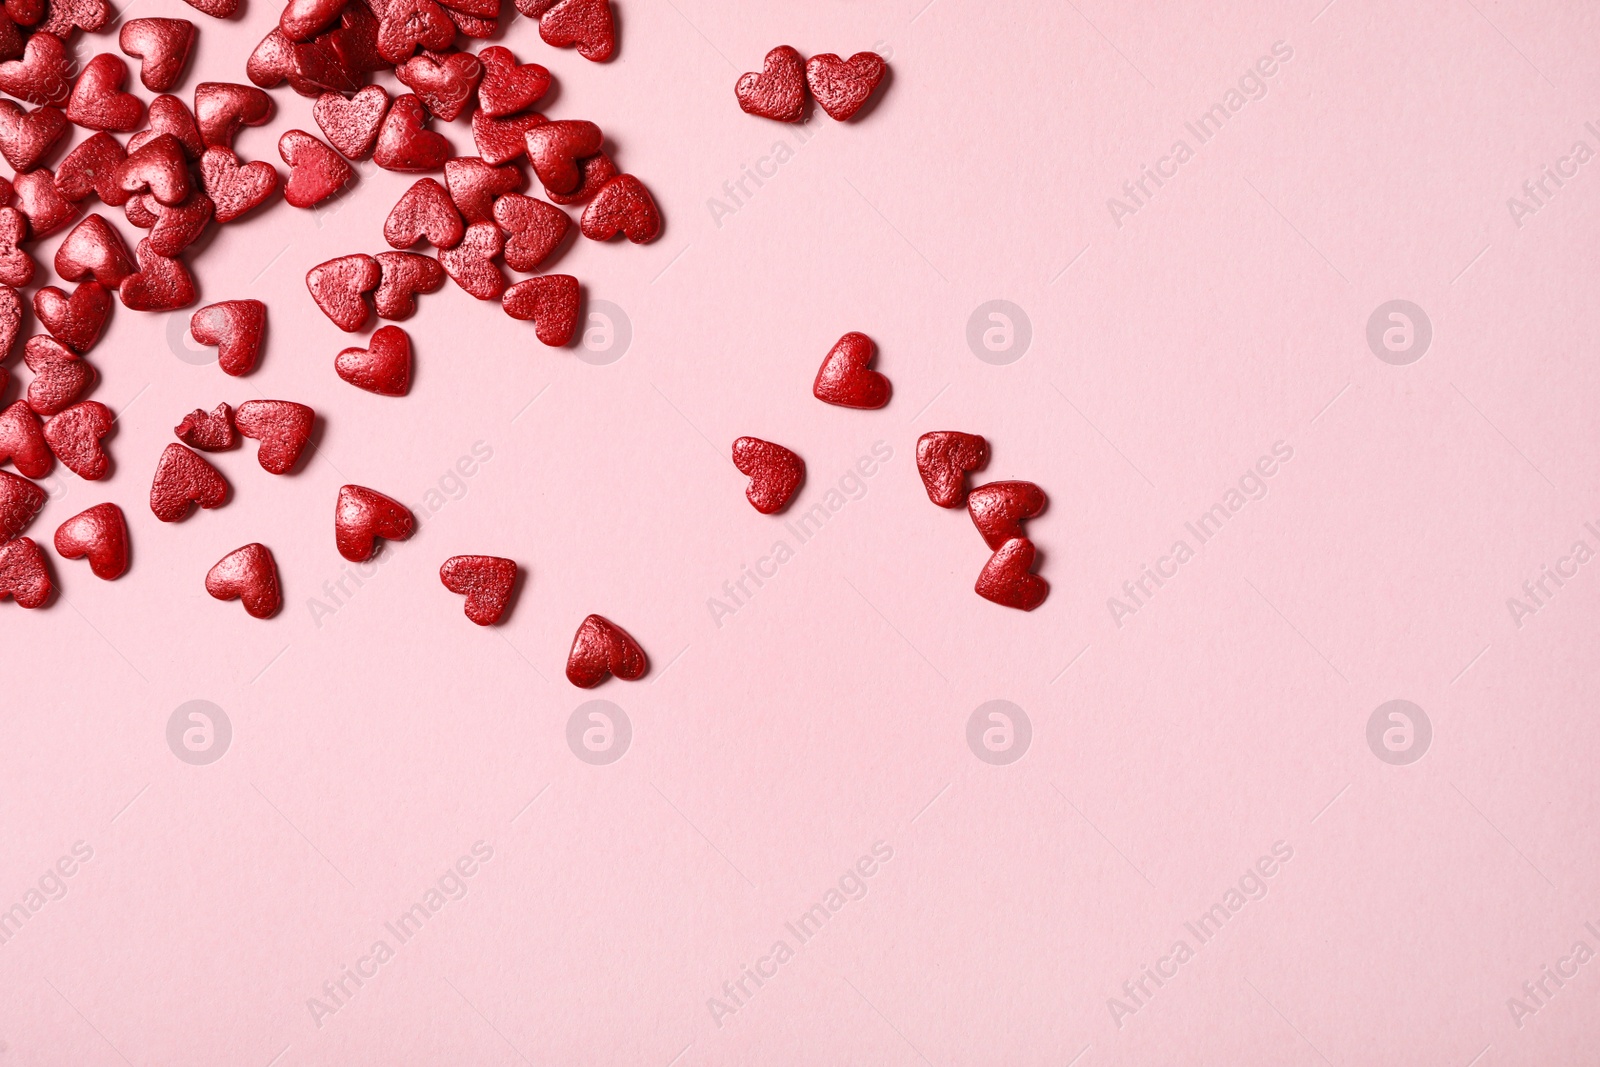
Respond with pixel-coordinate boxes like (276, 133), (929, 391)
(336, 323), (411, 395)
(0, 468), (45, 541)
(150, 441), (228, 521)
(118, 17), (195, 92)
(476, 45), (549, 117)
(396, 50), (482, 122)
(579, 173), (661, 243)
(66, 53), (144, 132)
(444, 156), (521, 223)
(0, 32), (71, 106)
(0, 399), (50, 477)
(0, 205), (31, 286)
(732, 436), (805, 514)
(566, 613), (646, 687)
(39, 0), (110, 37)
(116, 132), (192, 205)
(373, 92), (451, 172)
(736, 46), (805, 123)
(384, 176), (463, 248)
(373, 249), (443, 319)
(183, 0), (240, 16)
(307, 253), (379, 331)
(335, 483), (415, 561)
(33, 280), (109, 353)
(975, 537), (1048, 611)
(174, 402), (235, 450)
(916, 431), (990, 508)
(55, 213), (136, 288)
(813, 331), (890, 409)
(193, 81), (273, 148)
(23, 335), (94, 415)
(440, 554), (517, 625)
(0, 535), (51, 607)
(53, 501), (127, 579)
(42, 399), (112, 479)
(493, 192), (568, 270)
(438, 220), (504, 300)
(247, 28), (306, 93)
(546, 150), (615, 205)
(234, 399), (314, 474)
(375, 0), (455, 64)
(206, 542), (282, 618)
(280, 0), (345, 40)
(200, 145), (279, 222)
(0, 283), (21, 357)
(443, 6), (496, 39)
(56, 130), (126, 201)
(190, 299), (266, 375)
(279, 128), (353, 208)
(12, 168), (78, 236)
(524, 119), (602, 195)
(139, 190), (214, 257)
(120, 239), (197, 312)
(0, 100), (65, 170)
(967, 480), (1047, 550)
(805, 51), (887, 121)
(127, 93), (205, 158)
(313, 84), (388, 159)
(3, 0), (39, 28)
(539, 0), (615, 63)
(501, 274), (578, 345)
(512, 0), (558, 17)
(470, 107), (544, 166)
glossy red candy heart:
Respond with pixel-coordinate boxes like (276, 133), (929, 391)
(513, 0), (558, 17)
(334, 483), (414, 561)
(193, 81), (273, 148)
(307, 253), (378, 331)
(0, 399), (50, 477)
(39, 0), (110, 36)
(0, 283), (20, 358)
(55, 213), (135, 288)
(119, 17), (195, 92)
(539, 0), (614, 63)
(736, 46), (804, 122)
(117, 132), (191, 205)
(0, 467), (45, 541)
(806, 51), (887, 121)
(120, 239), (197, 312)
(55, 130), (125, 201)
(0, 32), (71, 106)
(43, 399), (112, 479)
(190, 299), (265, 375)
(566, 613), (646, 687)
(183, 0), (239, 16)
(174, 402), (235, 450)
(54, 501), (127, 579)
(384, 176), (462, 248)
(373, 93), (450, 171)
(246, 28), (308, 93)
(34, 280), (109, 353)
(0, 205), (30, 286)
(2, 0), (39, 28)
(470, 107), (544, 166)
(234, 399), (313, 474)
(396, 50), (481, 121)
(440, 554), (516, 625)
(444, 156), (520, 222)
(0, 100), (65, 169)
(438, 220), (504, 300)
(443, 6), (495, 38)
(200, 146), (279, 222)
(476, 46), (548, 117)
(127, 94), (204, 158)
(732, 436), (804, 514)
(150, 441), (227, 521)
(916, 431), (989, 508)
(0, 534), (50, 606)
(336, 323), (410, 395)
(280, 0), (345, 40)
(206, 542), (282, 618)
(975, 537), (1048, 611)
(967, 480), (1047, 550)
(23, 335), (93, 415)
(501, 274), (577, 345)
(493, 192), (567, 270)
(139, 191), (214, 257)
(12, 168), (77, 236)
(546, 150), (615, 205)
(813, 331), (889, 409)
(579, 173), (661, 243)
(375, 0), (454, 64)
(279, 128), (352, 207)
(373, 250), (443, 319)
(66, 53), (144, 132)
(524, 119), (601, 195)
(313, 84), (388, 158)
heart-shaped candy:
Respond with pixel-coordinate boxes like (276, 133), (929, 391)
(975, 537), (1048, 611)
(375, 0), (454, 64)
(443, 6), (496, 38)
(0, 283), (20, 358)
(183, 0), (240, 16)
(501, 274), (577, 345)
(805, 51), (887, 121)
(3, 0), (38, 28)
(373, 93), (451, 172)
(539, 0), (614, 63)
(0, 206), (30, 286)
(334, 483), (415, 561)
(120, 239), (197, 312)
(437, 220), (504, 300)
(566, 613), (646, 687)
(373, 250), (443, 319)
(54, 501), (127, 579)
(175, 402), (235, 450)
(43, 399), (112, 479)
(396, 50), (481, 121)
(493, 192), (568, 270)
(736, 46), (805, 123)
(813, 331), (890, 409)
(440, 554), (517, 625)
(150, 441), (227, 521)
(547, 150), (616, 205)
(336, 323), (410, 395)
(39, 0), (110, 37)
(234, 399), (313, 474)
(384, 176), (463, 248)
(194, 81), (273, 148)
(313, 84), (388, 159)
(967, 480), (1046, 550)
(307, 253), (379, 331)
(119, 17), (195, 92)
(66, 53), (144, 132)
(0, 100), (65, 169)
(0, 32), (71, 106)
(476, 45), (549, 117)
(280, 0), (344, 40)
(129, 93), (205, 158)
(0, 399), (50, 477)
(33, 280), (109, 353)
(524, 119), (602, 195)
(190, 299), (265, 375)
(199, 145), (279, 222)
(55, 213), (136, 288)
(915, 431), (989, 508)
(116, 132), (191, 205)
(246, 28), (308, 93)
(12, 169), (77, 237)
(732, 436), (804, 514)
(0, 468), (45, 541)
(206, 542), (282, 618)
(279, 128), (353, 207)
(0, 535), (50, 607)
(138, 191), (214, 257)
(24, 334), (94, 415)
(470, 107), (545, 166)
(56, 131), (126, 202)
(444, 156), (520, 223)
(580, 173), (661, 243)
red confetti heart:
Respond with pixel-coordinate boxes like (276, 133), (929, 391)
(539, 0), (614, 63)
(116, 132), (192, 205)
(440, 554), (516, 625)
(234, 398), (313, 474)
(334, 483), (415, 561)
(313, 84), (388, 159)
(512, 0), (557, 17)
(967, 480), (1047, 550)
(579, 173), (661, 243)
(55, 213), (136, 288)
(39, 0), (110, 37)
(190, 299), (265, 375)
(42, 399), (112, 479)
(183, 0), (240, 19)
(66, 53), (144, 132)
(375, 0), (454, 64)
(437, 220), (504, 300)
(732, 436), (805, 514)
(0, 32), (71, 105)
(280, 0), (344, 40)
(279, 128), (353, 207)
(443, 6), (496, 39)
(247, 29), (309, 94)
(0, 100), (65, 169)
(56, 130), (125, 201)
(0, 468), (45, 541)
(53, 501), (127, 579)
(444, 155), (520, 222)
(373, 249), (443, 319)
(975, 537), (1048, 611)
(470, 107), (544, 166)
(736, 46), (805, 123)
(805, 51), (887, 121)
(916, 431), (989, 508)
(12, 168), (77, 236)
(493, 192), (568, 270)
(150, 441), (227, 521)
(193, 81), (273, 148)
(306, 253), (379, 331)
(120, 239), (197, 312)
(127, 93), (205, 158)
(3, 0), (39, 27)
(0, 283), (21, 357)
(501, 274), (577, 345)
(23, 335), (93, 415)
(138, 190), (214, 257)
(0, 535), (50, 607)
(336, 323), (410, 395)
(200, 145), (279, 222)
(0, 399), (50, 477)
(0, 205), (31, 285)
(33, 279), (109, 353)
(476, 45), (549, 117)
(812, 331), (890, 409)
(384, 176), (463, 248)
(524, 119), (601, 195)
(566, 613), (646, 687)
(119, 17), (195, 92)
(206, 542), (282, 618)
(373, 92), (450, 171)
(396, 50), (481, 121)
(174, 402), (235, 450)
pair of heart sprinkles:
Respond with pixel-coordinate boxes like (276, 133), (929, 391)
(736, 45), (888, 123)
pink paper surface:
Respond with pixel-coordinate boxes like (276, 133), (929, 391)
(4, 0), (1600, 1063)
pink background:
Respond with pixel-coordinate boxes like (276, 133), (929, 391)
(5, 0), (1600, 1063)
